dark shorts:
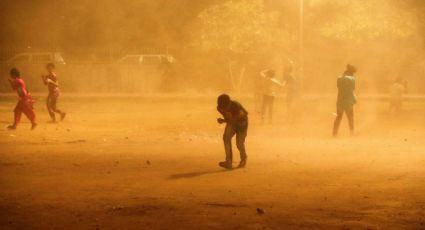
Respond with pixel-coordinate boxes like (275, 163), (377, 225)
(234, 119), (248, 133)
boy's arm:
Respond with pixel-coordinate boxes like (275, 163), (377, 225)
(260, 69), (270, 78)
(8, 78), (16, 90)
(47, 78), (59, 87)
(41, 75), (48, 85)
(217, 107), (227, 124)
(271, 78), (285, 87)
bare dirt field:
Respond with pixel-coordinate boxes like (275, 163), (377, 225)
(1, 94), (425, 230)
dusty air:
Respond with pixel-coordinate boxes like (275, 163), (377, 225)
(1, 0), (425, 229)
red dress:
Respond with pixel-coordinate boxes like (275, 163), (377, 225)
(12, 78), (36, 125)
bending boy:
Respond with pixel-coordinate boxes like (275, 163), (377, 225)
(216, 94), (248, 169)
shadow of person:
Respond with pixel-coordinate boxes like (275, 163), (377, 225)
(167, 169), (230, 180)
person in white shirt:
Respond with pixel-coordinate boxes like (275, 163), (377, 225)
(260, 69), (284, 124)
(389, 77), (406, 114)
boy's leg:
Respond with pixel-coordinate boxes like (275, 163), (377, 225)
(21, 99), (36, 130)
(51, 96), (61, 113)
(46, 95), (55, 121)
(52, 96), (66, 121)
(333, 106), (344, 137)
(236, 127), (248, 167)
(346, 107), (354, 135)
(10, 101), (23, 128)
(223, 124), (235, 163)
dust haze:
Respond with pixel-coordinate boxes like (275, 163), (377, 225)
(1, 0), (425, 229)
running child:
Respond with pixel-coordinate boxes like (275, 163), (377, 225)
(41, 63), (66, 122)
(7, 68), (37, 130)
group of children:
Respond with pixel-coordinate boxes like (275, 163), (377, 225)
(6, 63), (66, 130)
(6, 63), (406, 170)
(217, 64), (359, 169)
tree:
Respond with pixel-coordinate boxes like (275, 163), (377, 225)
(194, 0), (287, 92)
(312, 0), (418, 41)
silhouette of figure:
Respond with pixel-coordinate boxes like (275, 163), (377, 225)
(333, 64), (357, 137)
(7, 68), (37, 130)
(216, 94), (248, 169)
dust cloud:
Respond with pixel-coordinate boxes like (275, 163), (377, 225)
(1, 0), (425, 229)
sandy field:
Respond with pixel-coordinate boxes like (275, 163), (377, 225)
(0, 94), (425, 230)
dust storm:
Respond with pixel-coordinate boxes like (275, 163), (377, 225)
(1, 0), (425, 229)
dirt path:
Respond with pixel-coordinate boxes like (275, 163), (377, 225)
(1, 96), (425, 229)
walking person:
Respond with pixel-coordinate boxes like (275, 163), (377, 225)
(7, 68), (37, 130)
(389, 76), (406, 115)
(333, 64), (357, 137)
(260, 69), (284, 124)
(41, 63), (66, 122)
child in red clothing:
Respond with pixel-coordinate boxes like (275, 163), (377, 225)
(7, 68), (37, 130)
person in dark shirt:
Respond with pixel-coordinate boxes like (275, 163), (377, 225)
(333, 64), (357, 137)
(7, 68), (37, 130)
(216, 94), (248, 169)
(41, 63), (66, 122)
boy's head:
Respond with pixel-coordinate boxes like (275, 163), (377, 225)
(46, 63), (55, 73)
(9, 68), (20, 78)
(217, 94), (231, 109)
(345, 64), (357, 76)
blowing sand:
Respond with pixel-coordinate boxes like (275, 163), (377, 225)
(0, 95), (425, 230)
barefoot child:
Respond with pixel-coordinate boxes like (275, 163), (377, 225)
(216, 94), (248, 169)
(7, 68), (37, 130)
(41, 63), (66, 122)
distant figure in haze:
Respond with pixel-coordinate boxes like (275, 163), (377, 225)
(216, 94), (248, 169)
(333, 64), (357, 137)
(282, 64), (296, 121)
(389, 77), (406, 115)
(159, 56), (174, 92)
(260, 69), (284, 124)
(7, 68), (37, 130)
(41, 63), (66, 123)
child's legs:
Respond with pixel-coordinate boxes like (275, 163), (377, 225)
(13, 101), (23, 126)
(50, 95), (62, 114)
(333, 106), (344, 136)
(345, 107), (354, 132)
(46, 95), (55, 119)
(22, 101), (36, 124)
(223, 124), (235, 162)
(236, 130), (247, 161)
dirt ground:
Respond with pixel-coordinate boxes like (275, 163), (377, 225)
(1, 94), (425, 230)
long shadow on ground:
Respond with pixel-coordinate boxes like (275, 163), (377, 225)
(167, 169), (231, 180)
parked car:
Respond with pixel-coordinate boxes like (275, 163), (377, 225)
(116, 54), (175, 66)
(1, 52), (66, 92)
(6, 52), (66, 65)
(113, 54), (176, 92)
